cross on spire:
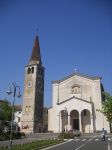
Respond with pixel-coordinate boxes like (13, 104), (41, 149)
(36, 28), (39, 36)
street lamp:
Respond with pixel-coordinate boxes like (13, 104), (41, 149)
(6, 83), (21, 149)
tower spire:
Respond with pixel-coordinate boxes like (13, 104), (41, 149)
(29, 35), (42, 65)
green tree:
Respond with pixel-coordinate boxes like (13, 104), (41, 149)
(102, 92), (112, 132)
(0, 100), (12, 121)
(0, 100), (12, 134)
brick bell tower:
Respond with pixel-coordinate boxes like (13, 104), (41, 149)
(21, 35), (44, 133)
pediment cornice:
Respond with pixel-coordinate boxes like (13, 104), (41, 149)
(52, 72), (101, 84)
(57, 96), (92, 105)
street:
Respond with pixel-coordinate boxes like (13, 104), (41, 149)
(45, 135), (112, 150)
(0, 134), (112, 150)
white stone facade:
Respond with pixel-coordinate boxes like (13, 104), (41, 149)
(48, 73), (110, 133)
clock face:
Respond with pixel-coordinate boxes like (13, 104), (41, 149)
(27, 81), (32, 88)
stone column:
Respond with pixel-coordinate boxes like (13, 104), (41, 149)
(59, 112), (63, 133)
(91, 114), (94, 133)
(67, 114), (71, 131)
(58, 114), (60, 133)
(79, 113), (82, 132)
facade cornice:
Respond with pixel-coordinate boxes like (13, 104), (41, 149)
(52, 72), (101, 84)
(57, 96), (92, 105)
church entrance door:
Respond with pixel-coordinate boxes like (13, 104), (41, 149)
(70, 110), (79, 131)
(73, 119), (79, 130)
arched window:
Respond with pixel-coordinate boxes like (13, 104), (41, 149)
(32, 67), (34, 73)
(27, 68), (31, 74)
(25, 106), (28, 112)
(28, 106), (32, 112)
(18, 117), (20, 122)
(71, 85), (81, 94)
(40, 69), (43, 75)
(84, 109), (87, 116)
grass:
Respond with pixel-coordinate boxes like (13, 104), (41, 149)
(0, 139), (63, 150)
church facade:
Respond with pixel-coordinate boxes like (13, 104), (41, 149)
(48, 73), (110, 133)
(21, 36), (45, 133)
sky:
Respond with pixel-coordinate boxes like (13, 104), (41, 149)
(0, 0), (112, 107)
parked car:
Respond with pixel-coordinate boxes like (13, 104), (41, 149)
(73, 129), (81, 136)
(67, 129), (81, 136)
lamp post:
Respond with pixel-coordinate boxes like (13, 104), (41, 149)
(6, 83), (21, 149)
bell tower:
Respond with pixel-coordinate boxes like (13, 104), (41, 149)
(21, 36), (44, 133)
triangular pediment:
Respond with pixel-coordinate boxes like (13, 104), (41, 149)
(57, 96), (92, 105)
(52, 72), (101, 84)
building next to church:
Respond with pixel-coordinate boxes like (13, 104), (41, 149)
(21, 36), (45, 133)
(48, 72), (110, 133)
(14, 105), (22, 130)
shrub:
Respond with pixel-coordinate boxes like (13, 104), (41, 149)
(58, 132), (75, 139)
(0, 132), (26, 141)
(0, 139), (63, 150)
(12, 132), (26, 139)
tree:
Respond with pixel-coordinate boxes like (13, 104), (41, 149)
(0, 100), (12, 121)
(102, 92), (112, 132)
(0, 100), (12, 134)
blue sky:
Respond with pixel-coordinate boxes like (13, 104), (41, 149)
(0, 0), (112, 107)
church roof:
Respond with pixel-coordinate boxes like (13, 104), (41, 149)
(29, 35), (42, 65)
(52, 72), (101, 84)
(14, 105), (22, 111)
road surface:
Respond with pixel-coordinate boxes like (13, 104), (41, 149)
(44, 136), (112, 150)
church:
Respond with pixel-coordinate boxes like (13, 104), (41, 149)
(20, 35), (109, 134)
(48, 72), (110, 133)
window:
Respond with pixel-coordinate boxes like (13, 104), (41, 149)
(71, 86), (81, 94)
(25, 106), (32, 112)
(32, 67), (34, 73)
(18, 117), (20, 122)
(38, 68), (41, 74)
(25, 106), (28, 112)
(84, 110), (87, 116)
(28, 106), (32, 112)
(27, 67), (34, 74)
(27, 68), (31, 74)
(40, 69), (43, 75)
(38, 68), (43, 75)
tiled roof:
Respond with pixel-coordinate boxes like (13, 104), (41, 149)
(14, 105), (22, 111)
